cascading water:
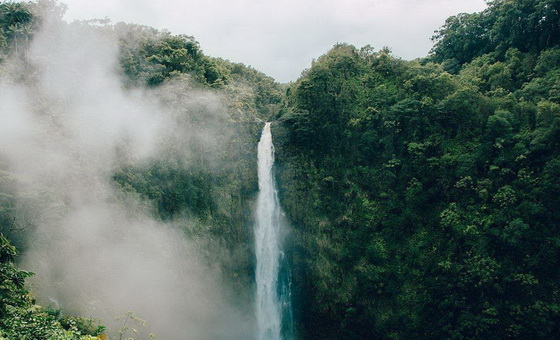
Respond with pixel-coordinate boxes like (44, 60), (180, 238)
(255, 122), (294, 340)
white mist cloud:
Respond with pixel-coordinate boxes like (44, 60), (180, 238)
(0, 13), (252, 340)
(29, 20), (163, 161)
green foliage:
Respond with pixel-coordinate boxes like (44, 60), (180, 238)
(0, 0), (67, 61)
(430, 11), (494, 66)
(115, 23), (283, 121)
(277, 4), (560, 335)
(216, 58), (284, 120)
(116, 23), (229, 87)
(0, 1), (33, 59)
(0, 235), (104, 339)
(59, 316), (106, 337)
(431, 0), (560, 67)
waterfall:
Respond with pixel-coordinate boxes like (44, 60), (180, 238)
(255, 122), (294, 340)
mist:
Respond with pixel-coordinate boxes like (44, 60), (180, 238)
(0, 10), (252, 340)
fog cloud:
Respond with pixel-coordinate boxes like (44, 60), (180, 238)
(0, 13), (252, 339)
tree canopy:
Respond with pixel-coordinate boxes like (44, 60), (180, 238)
(276, 2), (560, 337)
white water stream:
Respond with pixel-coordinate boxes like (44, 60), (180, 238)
(255, 122), (294, 340)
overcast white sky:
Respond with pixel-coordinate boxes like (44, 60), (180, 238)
(60, 0), (488, 83)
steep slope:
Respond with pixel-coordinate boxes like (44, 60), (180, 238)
(275, 2), (560, 337)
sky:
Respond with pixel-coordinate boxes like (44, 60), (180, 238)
(60, 0), (488, 83)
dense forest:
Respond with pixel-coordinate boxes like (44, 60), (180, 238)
(275, 0), (560, 338)
(1, 0), (560, 339)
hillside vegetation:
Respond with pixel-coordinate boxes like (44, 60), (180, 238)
(275, 0), (560, 338)
(0, 1), (282, 338)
